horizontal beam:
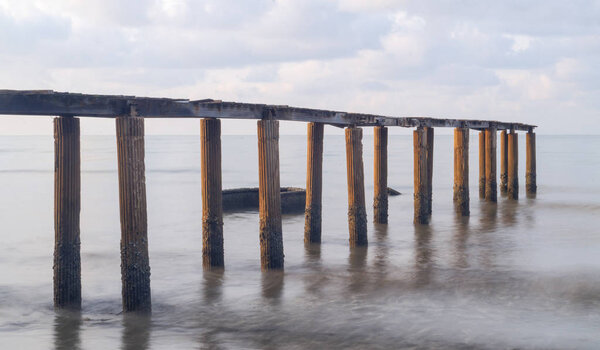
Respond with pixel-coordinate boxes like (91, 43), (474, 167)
(0, 90), (536, 130)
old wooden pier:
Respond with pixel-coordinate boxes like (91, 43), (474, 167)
(0, 90), (537, 312)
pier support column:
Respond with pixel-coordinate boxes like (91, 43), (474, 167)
(116, 117), (151, 313)
(453, 127), (469, 216)
(257, 119), (284, 269)
(373, 126), (388, 224)
(485, 127), (497, 202)
(526, 131), (537, 195)
(500, 130), (508, 195)
(414, 127), (430, 224)
(200, 118), (224, 268)
(53, 116), (81, 309)
(507, 130), (519, 200)
(304, 122), (324, 243)
(479, 131), (486, 199)
(345, 126), (367, 246)
(425, 127), (434, 216)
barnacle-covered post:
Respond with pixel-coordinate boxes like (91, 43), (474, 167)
(373, 126), (388, 224)
(453, 127), (469, 216)
(345, 126), (367, 245)
(304, 122), (324, 243)
(53, 116), (81, 309)
(200, 118), (224, 267)
(116, 113), (151, 312)
(257, 111), (284, 269)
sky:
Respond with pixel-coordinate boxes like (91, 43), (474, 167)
(0, 0), (598, 135)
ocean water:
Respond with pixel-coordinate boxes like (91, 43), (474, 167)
(0, 133), (599, 349)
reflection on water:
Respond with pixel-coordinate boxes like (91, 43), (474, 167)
(414, 224), (434, 288)
(121, 313), (151, 350)
(261, 271), (284, 302)
(54, 310), (81, 350)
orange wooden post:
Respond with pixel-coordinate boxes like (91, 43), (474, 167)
(304, 122), (324, 243)
(257, 119), (284, 269)
(485, 127), (497, 202)
(53, 116), (81, 309)
(479, 131), (486, 199)
(500, 130), (508, 195)
(414, 127), (429, 224)
(507, 130), (519, 200)
(345, 126), (367, 246)
(200, 118), (224, 267)
(453, 127), (469, 216)
(526, 130), (537, 194)
(373, 126), (388, 224)
(116, 116), (151, 312)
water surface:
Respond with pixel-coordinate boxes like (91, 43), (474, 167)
(0, 134), (599, 349)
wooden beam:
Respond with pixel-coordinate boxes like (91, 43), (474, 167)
(453, 127), (469, 216)
(373, 126), (388, 224)
(414, 127), (430, 224)
(507, 130), (519, 200)
(257, 119), (284, 269)
(345, 126), (368, 246)
(200, 118), (224, 268)
(485, 128), (497, 202)
(526, 131), (537, 195)
(0, 90), (537, 130)
(116, 116), (151, 313)
(53, 116), (81, 309)
(304, 122), (324, 243)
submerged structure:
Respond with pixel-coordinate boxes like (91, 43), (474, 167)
(0, 90), (537, 312)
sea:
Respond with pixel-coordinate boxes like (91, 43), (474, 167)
(0, 133), (599, 349)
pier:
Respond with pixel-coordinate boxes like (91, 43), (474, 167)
(0, 90), (537, 313)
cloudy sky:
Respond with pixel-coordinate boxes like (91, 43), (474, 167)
(0, 0), (598, 134)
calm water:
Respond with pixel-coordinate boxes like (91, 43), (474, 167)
(0, 134), (599, 349)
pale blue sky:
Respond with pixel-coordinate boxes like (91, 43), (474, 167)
(0, 0), (598, 134)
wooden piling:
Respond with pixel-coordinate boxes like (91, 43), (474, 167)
(453, 127), (469, 216)
(500, 130), (508, 195)
(200, 118), (224, 268)
(373, 126), (388, 224)
(485, 127), (497, 202)
(414, 127), (430, 224)
(526, 131), (537, 194)
(257, 119), (284, 269)
(53, 116), (81, 309)
(345, 126), (368, 246)
(116, 116), (151, 312)
(479, 131), (486, 199)
(507, 130), (519, 200)
(304, 122), (324, 243)
(425, 127), (434, 216)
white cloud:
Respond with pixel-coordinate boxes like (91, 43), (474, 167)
(0, 0), (598, 134)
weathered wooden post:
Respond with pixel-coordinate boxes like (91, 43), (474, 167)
(116, 116), (151, 312)
(414, 127), (429, 224)
(425, 127), (434, 216)
(304, 122), (324, 243)
(453, 127), (469, 216)
(345, 126), (368, 246)
(526, 130), (537, 194)
(373, 126), (388, 224)
(507, 130), (519, 200)
(200, 118), (224, 268)
(257, 117), (284, 269)
(485, 127), (497, 202)
(500, 130), (508, 195)
(54, 116), (81, 309)
(479, 131), (486, 199)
